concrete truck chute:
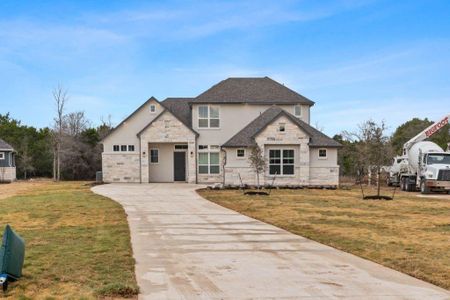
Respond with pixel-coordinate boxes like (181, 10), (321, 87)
(387, 114), (450, 194)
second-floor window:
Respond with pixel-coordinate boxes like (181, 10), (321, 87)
(198, 105), (220, 128)
(294, 105), (301, 117)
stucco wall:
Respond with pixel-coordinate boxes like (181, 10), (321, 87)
(148, 143), (189, 182)
(192, 104), (310, 146)
(103, 99), (163, 153)
(102, 153), (140, 183)
(139, 111), (196, 183)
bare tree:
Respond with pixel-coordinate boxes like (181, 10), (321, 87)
(248, 145), (266, 189)
(64, 111), (90, 136)
(19, 137), (35, 179)
(52, 85), (68, 181)
(344, 120), (392, 197)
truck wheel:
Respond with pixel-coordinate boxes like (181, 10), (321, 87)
(420, 180), (430, 194)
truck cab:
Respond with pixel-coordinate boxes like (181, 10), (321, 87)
(419, 152), (450, 193)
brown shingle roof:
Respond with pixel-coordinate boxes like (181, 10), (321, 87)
(222, 106), (341, 148)
(193, 77), (315, 105)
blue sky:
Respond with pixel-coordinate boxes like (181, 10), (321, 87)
(1, 0), (449, 136)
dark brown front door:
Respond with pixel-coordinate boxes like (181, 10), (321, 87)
(174, 152), (186, 181)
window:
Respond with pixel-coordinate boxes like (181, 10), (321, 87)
(113, 145), (120, 152)
(0, 152), (4, 160)
(278, 123), (286, 132)
(121, 145), (127, 151)
(236, 149), (245, 158)
(269, 149), (294, 175)
(150, 104), (156, 113)
(294, 105), (301, 117)
(198, 105), (220, 128)
(198, 145), (220, 174)
(128, 145), (135, 152)
(175, 145), (188, 150)
(318, 149), (327, 159)
(150, 149), (159, 163)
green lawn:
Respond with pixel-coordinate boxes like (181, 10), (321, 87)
(198, 187), (450, 290)
(0, 181), (138, 299)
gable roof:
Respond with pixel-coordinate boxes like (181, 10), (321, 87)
(193, 77), (315, 106)
(161, 98), (193, 129)
(222, 106), (341, 148)
(137, 100), (198, 137)
(0, 138), (14, 151)
(101, 96), (159, 142)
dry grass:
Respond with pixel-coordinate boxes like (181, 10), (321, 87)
(0, 180), (55, 200)
(0, 181), (138, 299)
(198, 187), (450, 290)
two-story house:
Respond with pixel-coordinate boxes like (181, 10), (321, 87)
(101, 77), (341, 186)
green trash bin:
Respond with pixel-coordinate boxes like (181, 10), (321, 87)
(0, 225), (25, 291)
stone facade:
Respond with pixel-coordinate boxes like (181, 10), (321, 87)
(255, 115), (310, 186)
(102, 153), (140, 183)
(310, 166), (339, 186)
(139, 111), (197, 183)
(0, 167), (16, 183)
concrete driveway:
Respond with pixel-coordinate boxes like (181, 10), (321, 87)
(92, 183), (450, 299)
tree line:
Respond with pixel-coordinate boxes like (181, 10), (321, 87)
(334, 118), (450, 177)
(0, 87), (112, 180)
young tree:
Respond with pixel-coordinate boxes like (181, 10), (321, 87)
(19, 137), (35, 179)
(52, 85), (68, 181)
(344, 120), (392, 197)
(248, 145), (266, 189)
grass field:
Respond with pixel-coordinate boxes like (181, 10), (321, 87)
(198, 187), (450, 290)
(0, 181), (138, 299)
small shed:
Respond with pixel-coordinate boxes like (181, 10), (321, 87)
(0, 138), (16, 183)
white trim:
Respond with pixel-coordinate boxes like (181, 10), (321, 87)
(236, 148), (246, 159)
(318, 148), (328, 160)
(149, 148), (159, 164)
(198, 151), (220, 175)
(128, 145), (135, 152)
(198, 105), (220, 129)
(174, 144), (188, 152)
(0, 152), (4, 160)
(268, 148), (295, 176)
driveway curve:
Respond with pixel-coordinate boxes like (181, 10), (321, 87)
(92, 183), (450, 299)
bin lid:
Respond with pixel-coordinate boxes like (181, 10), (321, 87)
(0, 225), (25, 279)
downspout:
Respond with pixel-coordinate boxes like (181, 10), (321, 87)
(221, 147), (227, 186)
(195, 135), (198, 184)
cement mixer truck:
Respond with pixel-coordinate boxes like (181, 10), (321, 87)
(388, 114), (450, 194)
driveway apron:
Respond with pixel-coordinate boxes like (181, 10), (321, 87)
(92, 183), (450, 300)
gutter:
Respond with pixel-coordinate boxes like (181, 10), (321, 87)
(139, 135), (142, 183)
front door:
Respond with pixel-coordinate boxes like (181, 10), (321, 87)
(173, 152), (186, 181)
